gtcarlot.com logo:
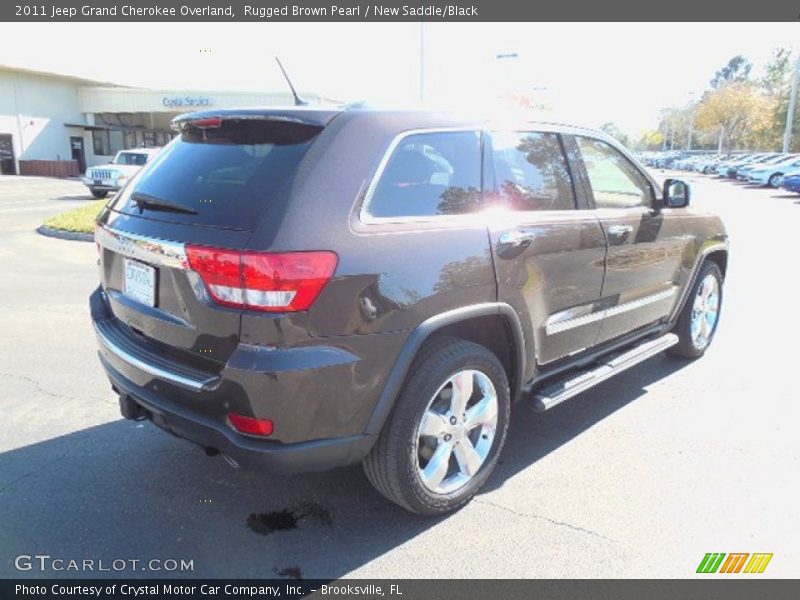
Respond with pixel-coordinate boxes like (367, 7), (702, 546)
(14, 554), (194, 572)
(696, 552), (773, 574)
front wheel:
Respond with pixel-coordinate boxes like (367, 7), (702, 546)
(363, 336), (510, 515)
(669, 261), (723, 359)
(767, 173), (782, 188)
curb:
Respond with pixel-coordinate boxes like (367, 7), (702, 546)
(36, 225), (94, 243)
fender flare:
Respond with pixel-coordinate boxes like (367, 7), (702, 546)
(364, 302), (526, 436)
(669, 240), (729, 325)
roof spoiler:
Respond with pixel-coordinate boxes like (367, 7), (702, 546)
(170, 109), (337, 132)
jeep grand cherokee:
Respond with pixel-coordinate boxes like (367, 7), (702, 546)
(91, 108), (728, 514)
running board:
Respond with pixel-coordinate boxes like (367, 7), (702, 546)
(529, 333), (678, 412)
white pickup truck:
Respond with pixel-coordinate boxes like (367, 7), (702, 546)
(82, 148), (161, 198)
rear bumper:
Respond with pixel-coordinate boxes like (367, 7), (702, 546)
(102, 355), (375, 474)
(89, 286), (401, 473)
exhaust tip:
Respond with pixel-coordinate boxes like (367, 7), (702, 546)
(119, 396), (150, 421)
(204, 446), (220, 457)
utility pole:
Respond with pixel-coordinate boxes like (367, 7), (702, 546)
(686, 92), (696, 151)
(783, 51), (800, 153)
(419, 23), (425, 102)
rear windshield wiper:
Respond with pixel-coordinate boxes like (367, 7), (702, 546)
(131, 192), (198, 215)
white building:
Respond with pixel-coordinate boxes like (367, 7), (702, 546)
(0, 65), (322, 176)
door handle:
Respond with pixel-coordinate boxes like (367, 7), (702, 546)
(498, 230), (536, 248)
(607, 224), (633, 240)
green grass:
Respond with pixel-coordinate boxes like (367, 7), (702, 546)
(43, 200), (106, 234)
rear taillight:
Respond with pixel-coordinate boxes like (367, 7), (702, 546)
(185, 245), (337, 312)
(227, 413), (274, 437)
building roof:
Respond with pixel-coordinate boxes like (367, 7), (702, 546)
(0, 64), (129, 88)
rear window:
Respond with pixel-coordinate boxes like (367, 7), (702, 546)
(109, 120), (322, 230)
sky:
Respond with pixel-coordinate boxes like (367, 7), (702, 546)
(0, 22), (797, 137)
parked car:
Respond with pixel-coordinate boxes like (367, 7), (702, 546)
(746, 155), (800, 187)
(736, 154), (788, 181)
(718, 153), (771, 178)
(695, 154), (730, 174)
(82, 148), (161, 198)
(780, 171), (800, 194)
(714, 154), (759, 176)
(91, 108), (729, 514)
(702, 155), (733, 173)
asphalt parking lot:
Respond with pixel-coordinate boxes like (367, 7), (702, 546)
(1, 173), (798, 579)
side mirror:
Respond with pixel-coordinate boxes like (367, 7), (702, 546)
(663, 178), (690, 208)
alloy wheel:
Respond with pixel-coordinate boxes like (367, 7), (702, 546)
(414, 369), (498, 495)
(690, 274), (720, 350)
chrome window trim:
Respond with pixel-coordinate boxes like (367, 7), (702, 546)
(545, 287), (678, 335)
(358, 127), (483, 225)
(359, 126), (596, 226)
(94, 322), (218, 392)
(95, 225), (188, 270)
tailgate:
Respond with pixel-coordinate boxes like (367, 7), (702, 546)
(95, 221), (248, 367)
(94, 115), (326, 367)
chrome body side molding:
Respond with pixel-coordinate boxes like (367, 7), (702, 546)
(545, 287), (678, 336)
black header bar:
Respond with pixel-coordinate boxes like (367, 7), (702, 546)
(2, 0), (799, 22)
(4, 580), (800, 600)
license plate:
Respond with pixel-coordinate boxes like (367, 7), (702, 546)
(123, 258), (156, 307)
(94, 179), (102, 186)
(102, 179), (115, 186)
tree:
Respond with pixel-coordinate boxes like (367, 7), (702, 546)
(695, 83), (773, 151)
(761, 48), (792, 96)
(599, 122), (631, 148)
(759, 48), (800, 151)
(710, 55), (752, 89)
(656, 107), (695, 150)
(635, 130), (664, 151)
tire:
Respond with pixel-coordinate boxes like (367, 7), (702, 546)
(669, 261), (723, 359)
(363, 336), (510, 515)
(91, 190), (108, 199)
(767, 173), (782, 188)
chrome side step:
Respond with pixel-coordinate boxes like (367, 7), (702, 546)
(530, 333), (678, 412)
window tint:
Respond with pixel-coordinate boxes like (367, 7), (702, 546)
(113, 152), (148, 166)
(110, 120), (322, 230)
(576, 137), (652, 209)
(490, 131), (575, 211)
(367, 131), (482, 218)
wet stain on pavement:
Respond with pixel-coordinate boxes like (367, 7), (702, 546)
(247, 509), (298, 534)
(274, 566), (303, 579)
(247, 501), (332, 535)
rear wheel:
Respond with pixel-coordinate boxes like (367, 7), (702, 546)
(363, 336), (510, 515)
(767, 173), (782, 188)
(90, 189), (108, 199)
(669, 261), (723, 358)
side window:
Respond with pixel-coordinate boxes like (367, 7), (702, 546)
(490, 131), (576, 211)
(366, 131), (482, 219)
(576, 137), (653, 209)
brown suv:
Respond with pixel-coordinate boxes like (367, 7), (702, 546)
(91, 108), (728, 514)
